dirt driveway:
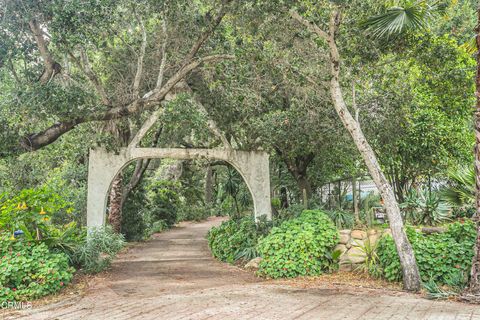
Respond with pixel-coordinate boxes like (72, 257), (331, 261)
(4, 217), (480, 320)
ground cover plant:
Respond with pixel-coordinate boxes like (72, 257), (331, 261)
(256, 210), (339, 278)
(0, 235), (74, 302)
(375, 220), (476, 287)
(207, 215), (271, 264)
(0, 188), (126, 301)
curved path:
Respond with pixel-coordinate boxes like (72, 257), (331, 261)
(6, 217), (480, 320)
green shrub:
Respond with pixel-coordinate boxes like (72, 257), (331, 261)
(147, 180), (180, 227)
(122, 180), (180, 241)
(207, 216), (269, 263)
(122, 188), (150, 241)
(257, 210), (339, 279)
(0, 187), (74, 240)
(0, 236), (74, 302)
(400, 189), (451, 225)
(376, 220), (476, 285)
(41, 221), (86, 263)
(73, 226), (125, 274)
(275, 203), (304, 221)
(353, 237), (382, 277)
(423, 269), (467, 299)
(178, 205), (212, 222)
(326, 210), (354, 229)
(148, 220), (169, 234)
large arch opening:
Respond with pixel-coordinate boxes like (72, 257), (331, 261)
(87, 147), (271, 229)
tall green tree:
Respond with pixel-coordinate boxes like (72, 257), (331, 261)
(290, 1), (421, 291)
(362, 0), (479, 295)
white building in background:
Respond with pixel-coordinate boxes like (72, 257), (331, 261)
(318, 178), (379, 203)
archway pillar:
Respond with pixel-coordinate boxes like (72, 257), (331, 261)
(87, 147), (272, 228)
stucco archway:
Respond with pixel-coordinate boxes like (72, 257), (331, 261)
(86, 147), (272, 228)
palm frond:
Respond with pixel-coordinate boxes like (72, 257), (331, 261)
(460, 36), (477, 55)
(440, 166), (475, 207)
(361, 2), (435, 39)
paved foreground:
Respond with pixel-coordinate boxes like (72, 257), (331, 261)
(4, 217), (480, 320)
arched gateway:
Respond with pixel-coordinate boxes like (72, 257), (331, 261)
(86, 147), (272, 228)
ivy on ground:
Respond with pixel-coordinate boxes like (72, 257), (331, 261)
(257, 210), (339, 279)
(376, 220), (476, 285)
(0, 236), (74, 302)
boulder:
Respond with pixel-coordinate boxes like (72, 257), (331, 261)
(339, 234), (350, 244)
(350, 239), (364, 248)
(367, 229), (378, 236)
(351, 230), (367, 240)
(334, 244), (348, 255)
(245, 257), (263, 271)
(340, 229), (351, 235)
(368, 234), (381, 245)
(345, 247), (366, 264)
(339, 262), (352, 272)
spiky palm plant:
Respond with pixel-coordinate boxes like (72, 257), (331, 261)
(441, 166), (475, 209)
(400, 189), (451, 225)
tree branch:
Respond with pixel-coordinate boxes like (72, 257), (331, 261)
(290, 10), (329, 41)
(156, 14), (168, 88)
(181, 0), (232, 66)
(20, 120), (80, 151)
(121, 126), (163, 205)
(21, 54), (234, 151)
(69, 48), (111, 105)
(127, 107), (164, 150)
(29, 18), (61, 84)
(132, 12), (147, 98)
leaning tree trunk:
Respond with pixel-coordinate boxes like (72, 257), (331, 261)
(469, 5), (480, 293)
(290, 9), (421, 291)
(108, 173), (123, 233)
(326, 12), (420, 292)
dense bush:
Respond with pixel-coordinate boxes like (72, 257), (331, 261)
(146, 180), (180, 227)
(0, 236), (74, 302)
(122, 188), (150, 241)
(122, 180), (180, 240)
(177, 205), (213, 222)
(207, 216), (270, 263)
(147, 220), (169, 234)
(0, 187), (74, 240)
(257, 210), (339, 278)
(73, 226), (125, 274)
(376, 220), (476, 285)
(274, 203), (304, 222)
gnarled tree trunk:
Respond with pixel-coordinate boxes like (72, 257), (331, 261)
(108, 173), (123, 233)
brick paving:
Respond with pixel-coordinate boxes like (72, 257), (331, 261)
(4, 217), (480, 320)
